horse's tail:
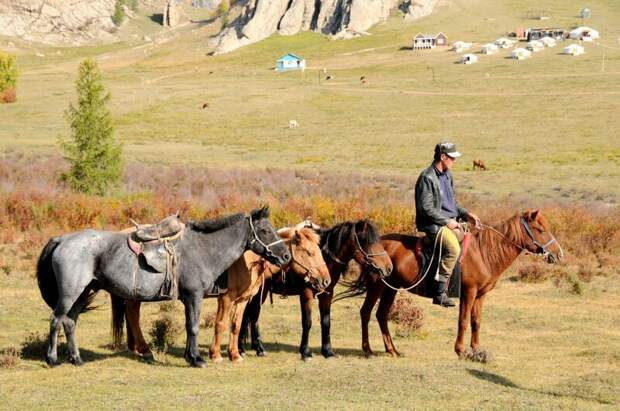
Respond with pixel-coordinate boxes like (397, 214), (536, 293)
(333, 271), (369, 302)
(36, 238), (61, 309)
(110, 294), (126, 350)
(36, 237), (100, 312)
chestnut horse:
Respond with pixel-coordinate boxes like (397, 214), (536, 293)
(341, 210), (563, 358)
(239, 219), (393, 360)
(111, 224), (330, 362)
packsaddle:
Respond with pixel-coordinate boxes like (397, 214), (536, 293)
(126, 214), (185, 299)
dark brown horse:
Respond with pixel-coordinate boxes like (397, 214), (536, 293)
(240, 220), (393, 360)
(341, 210), (562, 358)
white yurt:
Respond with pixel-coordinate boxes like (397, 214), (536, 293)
(452, 41), (472, 52)
(511, 48), (532, 60)
(460, 54), (478, 64)
(563, 44), (585, 55)
(569, 26), (600, 41)
(527, 40), (544, 52)
(540, 37), (557, 47)
(495, 37), (514, 48)
(481, 43), (498, 54)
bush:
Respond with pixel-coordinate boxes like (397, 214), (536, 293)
(0, 347), (20, 368)
(388, 295), (424, 337)
(111, 1), (125, 26)
(518, 263), (550, 283)
(149, 314), (182, 353)
(0, 51), (17, 103)
(59, 59), (123, 196)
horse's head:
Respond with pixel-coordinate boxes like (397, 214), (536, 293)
(277, 226), (331, 292)
(350, 220), (393, 278)
(247, 206), (291, 267)
(519, 210), (564, 264)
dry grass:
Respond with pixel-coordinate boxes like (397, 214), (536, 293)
(0, 347), (20, 369)
(388, 294), (424, 337)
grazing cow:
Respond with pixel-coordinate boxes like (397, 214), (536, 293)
(473, 159), (487, 171)
(202, 102), (210, 109)
(325, 75), (333, 80)
(289, 120), (299, 129)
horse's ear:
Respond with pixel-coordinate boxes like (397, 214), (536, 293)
(529, 209), (540, 220)
(294, 230), (302, 243)
(175, 209), (180, 218)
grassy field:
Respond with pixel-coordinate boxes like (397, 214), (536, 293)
(1, 0), (620, 409)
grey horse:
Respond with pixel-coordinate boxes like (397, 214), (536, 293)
(36, 206), (290, 368)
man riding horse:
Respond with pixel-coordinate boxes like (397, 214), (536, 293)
(415, 142), (481, 307)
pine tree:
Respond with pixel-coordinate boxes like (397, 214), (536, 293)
(59, 59), (123, 195)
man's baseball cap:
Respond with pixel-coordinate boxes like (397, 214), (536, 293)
(435, 142), (462, 159)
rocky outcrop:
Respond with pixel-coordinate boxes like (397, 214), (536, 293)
(163, 0), (182, 27)
(214, 0), (422, 55)
(0, 0), (117, 45)
(403, 0), (438, 21)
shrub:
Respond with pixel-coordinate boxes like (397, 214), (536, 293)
(0, 51), (17, 92)
(388, 295), (424, 337)
(20, 332), (49, 360)
(59, 59), (123, 196)
(518, 262), (550, 283)
(111, 1), (125, 26)
(1, 87), (16, 103)
(0, 347), (20, 368)
(149, 314), (182, 353)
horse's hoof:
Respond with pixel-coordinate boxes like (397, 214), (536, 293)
(45, 357), (60, 367)
(230, 355), (244, 363)
(211, 356), (224, 363)
(321, 350), (335, 359)
(302, 356), (313, 362)
(256, 351), (266, 357)
(363, 351), (375, 358)
(69, 356), (84, 367)
(141, 353), (155, 363)
(190, 357), (208, 368)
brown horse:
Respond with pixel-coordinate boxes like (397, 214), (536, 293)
(239, 219), (393, 360)
(111, 224), (330, 362)
(473, 159), (487, 171)
(342, 210), (562, 358)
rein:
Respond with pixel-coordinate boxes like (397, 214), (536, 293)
(380, 227), (445, 292)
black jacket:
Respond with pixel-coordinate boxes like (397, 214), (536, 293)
(414, 164), (469, 234)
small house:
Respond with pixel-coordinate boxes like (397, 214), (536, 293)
(527, 40), (544, 52)
(481, 43), (498, 54)
(569, 26), (599, 41)
(495, 37), (515, 48)
(564, 44), (585, 55)
(460, 54), (478, 64)
(276, 53), (306, 72)
(527, 28), (566, 41)
(515, 27), (527, 40)
(452, 41), (472, 53)
(412, 32), (448, 50)
(539, 37), (557, 47)
(511, 48), (532, 60)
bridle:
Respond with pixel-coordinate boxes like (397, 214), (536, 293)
(248, 216), (285, 261)
(352, 228), (388, 272)
(288, 242), (328, 292)
(481, 217), (563, 261)
(519, 216), (564, 260)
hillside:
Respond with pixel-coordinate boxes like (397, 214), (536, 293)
(1, 0), (619, 204)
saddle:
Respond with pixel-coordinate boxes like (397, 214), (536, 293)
(126, 214), (185, 300)
(412, 227), (471, 299)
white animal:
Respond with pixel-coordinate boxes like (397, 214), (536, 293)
(289, 120), (299, 129)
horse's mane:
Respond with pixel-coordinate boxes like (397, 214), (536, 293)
(189, 206), (270, 233)
(475, 213), (526, 269)
(189, 213), (245, 233)
(277, 226), (321, 246)
(321, 219), (380, 254)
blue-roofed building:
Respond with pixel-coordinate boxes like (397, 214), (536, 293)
(275, 53), (306, 72)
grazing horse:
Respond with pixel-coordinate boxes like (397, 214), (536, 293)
(240, 220), (393, 360)
(111, 224), (330, 363)
(36, 207), (290, 367)
(342, 210), (562, 358)
(289, 120), (299, 129)
(473, 159), (487, 171)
